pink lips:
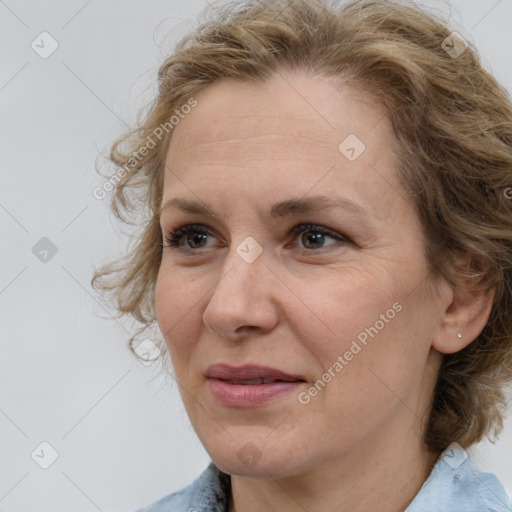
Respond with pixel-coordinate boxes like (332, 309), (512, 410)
(205, 364), (306, 407)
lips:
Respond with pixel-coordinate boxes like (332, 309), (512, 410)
(205, 364), (306, 407)
(226, 378), (285, 385)
(205, 364), (305, 383)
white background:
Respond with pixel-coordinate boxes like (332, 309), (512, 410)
(0, 1), (511, 511)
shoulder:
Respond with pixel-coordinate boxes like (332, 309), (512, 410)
(133, 462), (231, 512)
(407, 442), (512, 512)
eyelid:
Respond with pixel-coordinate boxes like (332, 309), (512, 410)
(288, 223), (350, 252)
(162, 223), (218, 249)
(289, 223), (348, 241)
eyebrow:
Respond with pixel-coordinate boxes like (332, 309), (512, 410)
(159, 195), (371, 220)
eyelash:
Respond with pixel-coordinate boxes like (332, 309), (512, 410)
(162, 223), (349, 252)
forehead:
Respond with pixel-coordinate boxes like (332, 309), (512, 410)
(163, 70), (401, 217)
(170, 71), (388, 150)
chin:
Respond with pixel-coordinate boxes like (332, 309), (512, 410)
(203, 434), (308, 479)
(212, 452), (292, 479)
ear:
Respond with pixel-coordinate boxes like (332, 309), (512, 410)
(432, 275), (495, 355)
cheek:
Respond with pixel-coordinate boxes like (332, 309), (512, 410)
(296, 268), (400, 353)
(316, 285), (436, 414)
(295, 264), (426, 396)
(154, 267), (202, 360)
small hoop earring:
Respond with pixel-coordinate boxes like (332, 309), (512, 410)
(457, 332), (462, 339)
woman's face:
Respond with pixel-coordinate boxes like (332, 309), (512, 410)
(155, 70), (445, 477)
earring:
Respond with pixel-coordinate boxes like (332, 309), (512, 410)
(457, 332), (462, 338)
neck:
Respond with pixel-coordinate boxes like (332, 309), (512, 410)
(228, 428), (440, 512)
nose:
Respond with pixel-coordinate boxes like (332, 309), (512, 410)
(202, 246), (279, 340)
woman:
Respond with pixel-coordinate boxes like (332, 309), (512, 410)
(92, 0), (512, 510)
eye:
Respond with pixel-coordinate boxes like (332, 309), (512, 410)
(289, 223), (348, 250)
(162, 222), (349, 253)
(162, 223), (217, 250)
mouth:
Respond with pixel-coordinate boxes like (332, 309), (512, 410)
(221, 377), (300, 385)
(205, 364), (307, 407)
(205, 363), (306, 383)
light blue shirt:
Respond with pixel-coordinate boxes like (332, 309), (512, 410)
(135, 443), (511, 511)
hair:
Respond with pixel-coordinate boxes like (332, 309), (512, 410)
(92, 0), (512, 452)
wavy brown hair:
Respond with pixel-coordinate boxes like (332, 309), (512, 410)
(92, 0), (512, 452)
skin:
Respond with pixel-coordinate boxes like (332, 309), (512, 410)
(154, 69), (494, 512)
